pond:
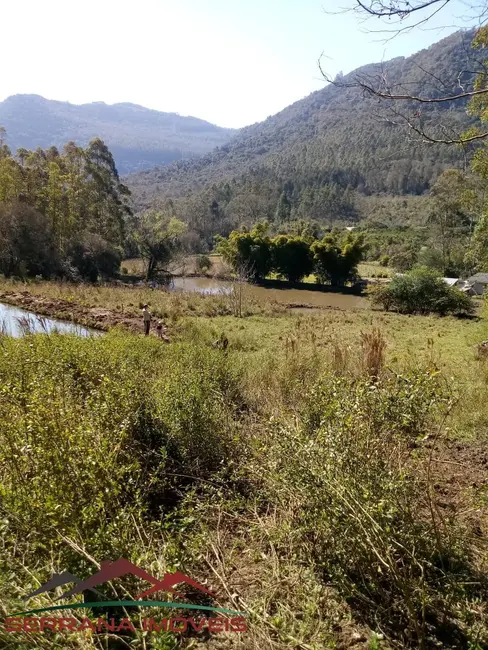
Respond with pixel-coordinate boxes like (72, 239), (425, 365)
(170, 276), (369, 310)
(0, 303), (99, 338)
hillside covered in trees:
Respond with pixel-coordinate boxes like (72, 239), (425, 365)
(0, 95), (236, 175)
(127, 30), (483, 232)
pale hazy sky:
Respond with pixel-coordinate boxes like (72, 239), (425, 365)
(1, 0), (479, 128)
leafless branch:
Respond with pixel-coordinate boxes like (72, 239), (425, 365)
(354, 0), (450, 18)
(324, 0), (488, 43)
(319, 55), (488, 103)
(377, 102), (488, 144)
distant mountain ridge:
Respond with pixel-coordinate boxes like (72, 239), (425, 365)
(127, 29), (483, 210)
(0, 94), (236, 174)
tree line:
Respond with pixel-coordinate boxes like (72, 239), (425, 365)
(0, 128), (131, 280)
(216, 223), (365, 286)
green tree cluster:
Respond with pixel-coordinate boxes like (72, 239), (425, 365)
(272, 234), (314, 282)
(216, 223), (273, 281)
(0, 130), (132, 280)
(312, 232), (365, 286)
(370, 267), (474, 316)
(217, 225), (365, 285)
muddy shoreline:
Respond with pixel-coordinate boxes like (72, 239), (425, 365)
(0, 290), (168, 338)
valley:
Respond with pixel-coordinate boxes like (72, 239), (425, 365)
(1, 11), (488, 650)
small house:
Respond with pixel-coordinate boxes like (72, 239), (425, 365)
(462, 273), (488, 296)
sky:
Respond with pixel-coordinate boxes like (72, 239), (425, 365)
(0, 0), (481, 128)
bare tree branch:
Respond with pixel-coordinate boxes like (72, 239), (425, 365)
(354, 0), (450, 18)
(319, 54), (488, 104)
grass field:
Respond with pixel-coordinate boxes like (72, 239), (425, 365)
(122, 254), (230, 278)
(0, 279), (487, 649)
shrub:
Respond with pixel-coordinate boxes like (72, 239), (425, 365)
(0, 335), (241, 564)
(379, 254), (390, 267)
(69, 233), (122, 282)
(261, 371), (484, 647)
(370, 267), (474, 316)
(195, 253), (212, 274)
(390, 246), (418, 272)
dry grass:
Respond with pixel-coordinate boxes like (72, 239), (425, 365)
(358, 261), (393, 279)
(0, 280), (487, 648)
(0, 277), (288, 320)
(360, 327), (387, 378)
(122, 255), (231, 279)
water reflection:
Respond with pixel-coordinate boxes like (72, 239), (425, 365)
(0, 303), (99, 338)
(170, 277), (368, 310)
(169, 277), (232, 296)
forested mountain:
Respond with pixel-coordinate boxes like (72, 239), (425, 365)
(0, 95), (236, 175)
(127, 29), (483, 231)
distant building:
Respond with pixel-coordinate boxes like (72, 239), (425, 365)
(462, 273), (488, 296)
(393, 274), (461, 286)
(442, 278), (460, 287)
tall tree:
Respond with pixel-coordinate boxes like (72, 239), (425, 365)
(136, 210), (187, 280)
(62, 141), (88, 241)
(0, 127), (10, 159)
(85, 138), (131, 246)
(275, 191), (291, 222)
(429, 170), (471, 274)
(466, 212), (488, 272)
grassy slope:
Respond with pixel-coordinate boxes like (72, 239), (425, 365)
(0, 280), (487, 649)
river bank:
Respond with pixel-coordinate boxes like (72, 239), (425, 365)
(0, 289), (169, 338)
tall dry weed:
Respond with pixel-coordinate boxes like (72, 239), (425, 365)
(360, 327), (386, 379)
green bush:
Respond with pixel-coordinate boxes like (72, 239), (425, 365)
(261, 371), (484, 647)
(370, 267), (474, 316)
(195, 253), (212, 274)
(379, 254), (390, 267)
(218, 227), (365, 286)
(0, 334), (241, 565)
(390, 246), (418, 272)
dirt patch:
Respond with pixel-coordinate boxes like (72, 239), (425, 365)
(0, 290), (169, 340)
(426, 437), (488, 540)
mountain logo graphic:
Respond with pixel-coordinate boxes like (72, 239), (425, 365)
(26, 558), (217, 601)
(23, 557), (216, 601)
(7, 558), (246, 619)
